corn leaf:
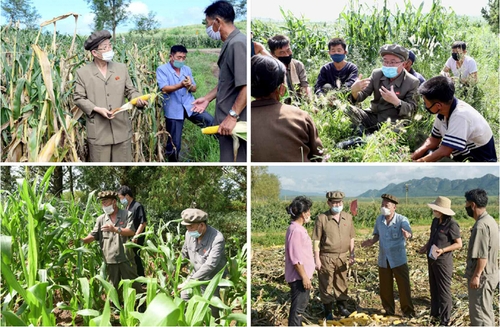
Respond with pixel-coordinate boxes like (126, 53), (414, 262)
(1, 310), (27, 326)
(94, 275), (120, 309)
(138, 293), (180, 327)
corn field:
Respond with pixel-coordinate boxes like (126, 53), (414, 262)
(1, 14), (227, 162)
(0, 167), (248, 326)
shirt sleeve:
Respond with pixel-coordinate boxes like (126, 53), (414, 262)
(400, 216), (412, 235)
(306, 114), (323, 161)
(350, 217), (355, 239)
(156, 66), (170, 90)
(344, 64), (359, 88)
(232, 39), (247, 88)
(73, 70), (96, 116)
(90, 216), (102, 240)
(468, 58), (478, 74)
(431, 119), (442, 139)
(125, 211), (136, 232)
(314, 65), (328, 94)
(445, 57), (454, 69)
(398, 76), (419, 118)
(312, 215), (323, 242)
(470, 225), (489, 259)
(449, 220), (461, 241)
(373, 216), (380, 236)
(286, 229), (303, 265)
(190, 232), (226, 280)
(181, 236), (189, 259)
(441, 114), (469, 151)
(297, 61), (309, 87)
(136, 204), (147, 224)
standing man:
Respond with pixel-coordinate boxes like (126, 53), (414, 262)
(312, 191), (355, 319)
(192, 1), (246, 162)
(403, 51), (425, 85)
(349, 44), (419, 133)
(464, 189), (498, 326)
(156, 45), (213, 162)
(81, 191), (142, 295)
(117, 185), (147, 277)
(74, 30), (147, 162)
(361, 194), (415, 317)
(267, 34), (312, 103)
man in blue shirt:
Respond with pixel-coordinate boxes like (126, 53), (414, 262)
(156, 45), (213, 162)
(403, 51), (426, 85)
(361, 194), (415, 317)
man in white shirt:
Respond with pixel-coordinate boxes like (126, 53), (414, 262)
(411, 76), (496, 162)
(440, 41), (477, 85)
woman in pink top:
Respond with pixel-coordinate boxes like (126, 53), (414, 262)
(285, 196), (315, 326)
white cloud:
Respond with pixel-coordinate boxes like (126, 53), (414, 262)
(127, 1), (149, 16)
(279, 177), (296, 189)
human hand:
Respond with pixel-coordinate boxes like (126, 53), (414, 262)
(361, 239), (373, 248)
(379, 85), (400, 106)
(132, 238), (138, 243)
(182, 76), (192, 88)
(349, 255), (356, 265)
(101, 224), (116, 233)
(177, 281), (186, 290)
(191, 97), (209, 113)
(418, 245), (427, 254)
(435, 248), (444, 258)
(401, 228), (412, 239)
(94, 107), (114, 119)
(351, 74), (370, 94)
(135, 98), (148, 108)
(302, 277), (312, 290)
(315, 259), (321, 271)
(218, 115), (237, 136)
(469, 275), (480, 289)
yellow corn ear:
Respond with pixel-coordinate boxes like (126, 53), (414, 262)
(201, 125), (219, 134)
(130, 94), (151, 105)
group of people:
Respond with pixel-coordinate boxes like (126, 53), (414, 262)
(81, 188), (227, 317)
(284, 189), (498, 326)
(74, 0), (246, 162)
(250, 35), (497, 162)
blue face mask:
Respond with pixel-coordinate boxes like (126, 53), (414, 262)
(189, 231), (201, 239)
(331, 205), (343, 214)
(120, 198), (128, 206)
(330, 54), (345, 63)
(173, 60), (184, 69)
(381, 66), (399, 78)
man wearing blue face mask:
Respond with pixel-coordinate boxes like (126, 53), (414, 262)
(156, 45), (214, 162)
(179, 208), (227, 312)
(315, 38), (359, 95)
(192, 0), (247, 162)
(348, 44), (420, 134)
(313, 191), (355, 319)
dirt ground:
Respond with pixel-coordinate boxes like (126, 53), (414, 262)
(251, 227), (500, 326)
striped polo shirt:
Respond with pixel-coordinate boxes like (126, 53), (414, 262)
(431, 98), (497, 162)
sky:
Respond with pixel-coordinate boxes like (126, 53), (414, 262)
(266, 165), (500, 197)
(251, 0), (489, 21)
(1, 0), (221, 35)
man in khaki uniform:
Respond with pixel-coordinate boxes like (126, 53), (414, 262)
(349, 44), (420, 133)
(74, 30), (147, 162)
(313, 191), (355, 319)
(464, 189), (499, 326)
(82, 191), (142, 296)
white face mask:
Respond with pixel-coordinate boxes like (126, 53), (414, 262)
(304, 214), (311, 224)
(103, 204), (114, 215)
(100, 49), (114, 62)
(206, 24), (221, 40)
(380, 207), (391, 217)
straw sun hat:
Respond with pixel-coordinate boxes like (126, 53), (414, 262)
(427, 196), (455, 216)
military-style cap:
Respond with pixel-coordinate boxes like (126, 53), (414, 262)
(181, 208), (208, 225)
(97, 190), (118, 200)
(84, 30), (111, 51)
(408, 50), (416, 63)
(381, 193), (399, 204)
(379, 44), (409, 61)
(326, 191), (345, 201)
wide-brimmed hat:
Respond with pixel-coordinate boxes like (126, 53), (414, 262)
(427, 196), (455, 216)
(181, 208), (208, 225)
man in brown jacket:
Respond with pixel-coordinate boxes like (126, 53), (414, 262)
(250, 55), (323, 162)
(313, 191), (355, 319)
(74, 30), (147, 162)
(349, 44), (419, 133)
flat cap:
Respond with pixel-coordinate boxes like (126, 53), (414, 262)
(381, 193), (399, 204)
(326, 191), (345, 201)
(181, 208), (208, 225)
(97, 190), (118, 200)
(379, 44), (408, 61)
(84, 30), (111, 51)
(408, 50), (416, 63)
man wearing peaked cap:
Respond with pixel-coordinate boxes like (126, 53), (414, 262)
(361, 193), (415, 317)
(313, 190), (355, 318)
(348, 43), (420, 134)
(82, 190), (143, 300)
(403, 50), (426, 85)
(179, 207), (227, 318)
(74, 30), (147, 162)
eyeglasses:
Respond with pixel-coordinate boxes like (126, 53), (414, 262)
(382, 60), (403, 66)
(97, 43), (113, 51)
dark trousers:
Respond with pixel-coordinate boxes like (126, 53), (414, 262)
(165, 111), (213, 161)
(428, 259), (452, 324)
(288, 280), (310, 326)
(378, 261), (415, 316)
(133, 243), (145, 277)
(218, 135), (246, 162)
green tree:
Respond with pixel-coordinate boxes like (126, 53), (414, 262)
(251, 167), (281, 202)
(131, 10), (160, 36)
(481, 0), (499, 34)
(227, 0), (247, 19)
(1, 0), (41, 29)
(85, 0), (131, 39)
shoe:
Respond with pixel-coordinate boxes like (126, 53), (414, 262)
(336, 136), (365, 149)
(336, 302), (351, 317)
(323, 303), (334, 320)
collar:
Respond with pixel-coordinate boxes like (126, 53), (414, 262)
(251, 98), (281, 107)
(91, 61), (114, 79)
(476, 211), (489, 221)
(382, 212), (398, 226)
(166, 61), (186, 76)
(437, 97), (458, 121)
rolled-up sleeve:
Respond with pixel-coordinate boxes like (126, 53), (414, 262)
(90, 216), (102, 240)
(470, 226), (489, 259)
(190, 233), (226, 280)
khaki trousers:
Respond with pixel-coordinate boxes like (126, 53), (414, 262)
(318, 253), (349, 304)
(107, 260), (142, 296)
(378, 261), (415, 316)
(88, 139), (132, 162)
(468, 276), (496, 326)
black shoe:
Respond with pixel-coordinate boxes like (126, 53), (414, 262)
(336, 302), (351, 317)
(336, 136), (365, 149)
(323, 303), (334, 320)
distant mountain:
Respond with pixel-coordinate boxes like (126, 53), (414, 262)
(280, 189), (324, 198)
(357, 174), (499, 198)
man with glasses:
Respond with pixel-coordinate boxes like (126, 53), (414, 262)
(348, 44), (420, 134)
(411, 76), (496, 162)
(156, 45), (214, 162)
(74, 30), (147, 162)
